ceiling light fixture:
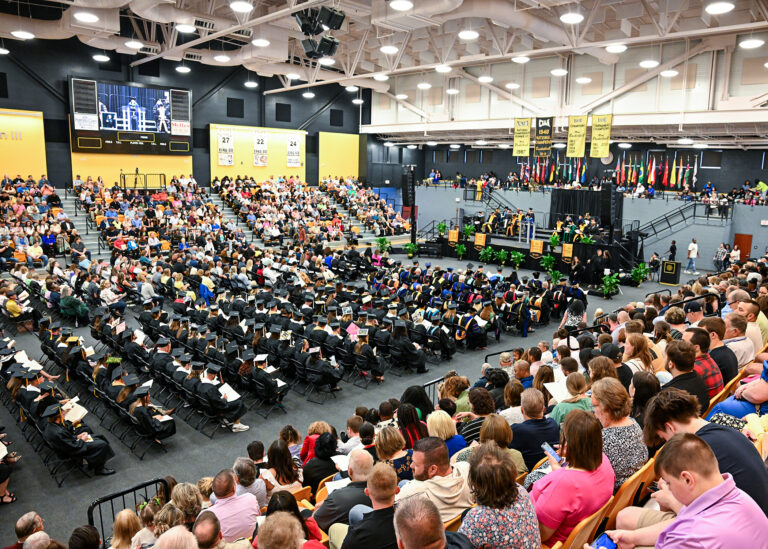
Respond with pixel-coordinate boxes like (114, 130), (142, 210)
(677, 137), (693, 145)
(551, 68), (568, 76)
(318, 56), (335, 65)
(435, 64), (452, 73)
(11, 30), (35, 40)
(251, 38), (270, 47)
(74, 12), (99, 23)
(345, 85), (359, 92)
(458, 29), (479, 40)
(446, 88), (459, 95)
(380, 45), (398, 55)
(389, 0), (414, 11)
(450, 144), (460, 149)
(606, 43), (627, 53)
(230, 1), (254, 13)
(244, 80), (258, 88)
(286, 72), (301, 80)
(214, 54), (231, 62)
(498, 144), (510, 149)
(559, 12), (584, 24)
(384, 142), (394, 147)
(575, 76), (592, 84)
(475, 139), (488, 145)
(175, 23), (196, 33)
(417, 82), (432, 90)
(373, 74), (389, 81)
(639, 59), (660, 68)
(478, 75), (493, 83)
(92, 54), (110, 62)
(395, 93), (408, 99)
(176, 65), (191, 73)
(0, 47), (10, 55)
(553, 143), (567, 149)
(352, 98), (364, 104)
(505, 82), (520, 90)
(303, 91), (315, 98)
(693, 143), (709, 149)
(618, 142), (632, 149)
(512, 56), (530, 64)
(426, 141), (437, 146)
(705, 2), (734, 15)
(660, 69), (679, 77)
(739, 37), (765, 49)
(407, 144), (417, 149)
(124, 39), (143, 49)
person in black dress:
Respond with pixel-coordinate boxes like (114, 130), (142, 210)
(392, 322), (428, 374)
(306, 347), (343, 391)
(130, 386), (176, 443)
(354, 329), (385, 382)
(41, 403), (116, 475)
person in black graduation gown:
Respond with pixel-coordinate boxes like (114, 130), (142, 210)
(125, 331), (150, 365)
(305, 347), (343, 391)
(41, 403), (116, 475)
(392, 322), (428, 374)
(250, 352), (289, 404)
(195, 364), (249, 431)
(149, 338), (174, 373)
(183, 362), (204, 393)
(116, 374), (141, 409)
(130, 386), (176, 443)
(172, 354), (193, 384)
(354, 329), (385, 382)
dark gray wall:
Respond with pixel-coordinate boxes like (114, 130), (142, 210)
(0, 38), (362, 185)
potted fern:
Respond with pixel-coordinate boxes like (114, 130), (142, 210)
(462, 223), (475, 239)
(601, 273), (620, 299)
(540, 253), (556, 274)
(437, 221), (447, 236)
(509, 250), (525, 270)
(548, 269), (564, 284)
(456, 243), (467, 260)
(549, 232), (560, 251)
(631, 262), (650, 285)
(403, 242), (419, 259)
(375, 236), (391, 254)
(580, 235), (595, 245)
(479, 246), (495, 264)
(495, 248), (509, 266)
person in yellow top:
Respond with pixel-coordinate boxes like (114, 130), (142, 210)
(5, 289), (42, 330)
(26, 243), (48, 268)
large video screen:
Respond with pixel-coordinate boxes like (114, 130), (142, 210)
(70, 78), (191, 155)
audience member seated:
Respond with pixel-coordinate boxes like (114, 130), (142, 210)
(313, 450), (373, 532)
(549, 372), (592, 424)
(393, 497), (474, 549)
(302, 433), (339, 495)
(253, 492), (323, 549)
(193, 510), (251, 549)
(208, 469), (261, 542)
(426, 410), (466, 458)
(260, 440), (303, 498)
(257, 511), (324, 549)
(375, 427), (413, 482)
(662, 340), (711, 414)
(451, 413), (527, 474)
(509, 388), (560, 471)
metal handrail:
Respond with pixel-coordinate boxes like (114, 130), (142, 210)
(88, 477), (169, 544)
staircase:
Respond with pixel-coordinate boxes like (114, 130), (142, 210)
(58, 193), (105, 258)
(636, 201), (732, 246)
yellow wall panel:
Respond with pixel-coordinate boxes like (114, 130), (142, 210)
(0, 109), (47, 180)
(319, 132), (360, 180)
(209, 124), (306, 181)
(70, 152), (193, 186)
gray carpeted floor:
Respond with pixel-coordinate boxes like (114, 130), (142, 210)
(0, 256), (668, 542)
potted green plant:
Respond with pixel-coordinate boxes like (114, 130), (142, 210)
(403, 242), (419, 259)
(549, 232), (560, 250)
(375, 236), (391, 254)
(631, 262), (650, 285)
(479, 246), (495, 263)
(456, 243), (467, 260)
(580, 235), (595, 245)
(540, 253), (556, 273)
(548, 269), (564, 284)
(601, 273), (620, 299)
(509, 250), (525, 270)
(462, 223), (475, 239)
(495, 248), (509, 266)
(437, 221), (447, 236)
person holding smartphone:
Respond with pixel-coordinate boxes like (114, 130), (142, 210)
(530, 410), (615, 545)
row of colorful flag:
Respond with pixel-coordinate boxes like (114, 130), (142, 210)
(518, 157), (588, 184)
(614, 156), (698, 188)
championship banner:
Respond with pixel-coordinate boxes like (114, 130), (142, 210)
(566, 116), (587, 158)
(448, 229), (459, 247)
(474, 232), (486, 251)
(287, 136), (301, 167)
(561, 243), (574, 264)
(589, 114), (613, 158)
(530, 239), (544, 259)
(217, 128), (233, 166)
(254, 132), (268, 166)
(513, 118), (532, 157)
(534, 117), (553, 157)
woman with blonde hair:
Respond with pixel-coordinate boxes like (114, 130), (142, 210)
(451, 414), (528, 474)
(623, 332), (653, 374)
(426, 409), (467, 457)
(549, 372), (592, 424)
(151, 503), (184, 537)
(109, 509), (141, 549)
(443, 375), (471, 414)
(170, 483), (202, 529)
(375, 426), (413, 481)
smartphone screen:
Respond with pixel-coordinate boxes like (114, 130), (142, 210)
(591, 533), (618, 549)
(541, 441), (563, 463)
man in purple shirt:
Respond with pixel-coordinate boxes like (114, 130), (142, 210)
(208, 469), (260, 542)
(655, 433), (768, 548)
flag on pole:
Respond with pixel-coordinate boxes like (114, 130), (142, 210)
(581, 158), (587, 183)
(525, 161), (530, 182)
(520, 162), (524, 180)
(648, 157), (656, 185)
(633, 163), (638, 185)
(639, 160), (645, 185)
(628, 162), (635, 186)
(670, 157), (677, 188)
(549, 159), (555, 182)
(662, 158), (669, 187)
(692, 161), (698, 186)
(678, 162), (684, 188)
(620, 157), (626, 184)
(614, 157), (621, 183)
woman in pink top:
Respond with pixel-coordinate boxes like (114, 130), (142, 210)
(530, 410), (615, 545)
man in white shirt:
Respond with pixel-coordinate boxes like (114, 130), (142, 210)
(723, 312), (755, 368)
(735, 300), (764, 356)
(684, 238), (700, 274)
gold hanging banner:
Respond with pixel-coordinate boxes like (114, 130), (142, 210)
(448, 229), (459, 247)
(589, 114), (613, 158)
(512, 118), (532, 157)
(534, 117), (553, 157)
(566, 116), (588, 158)
(561, 243), (574, 264)
(474, 232), (487, 251)
(530, 239), (544, 259)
